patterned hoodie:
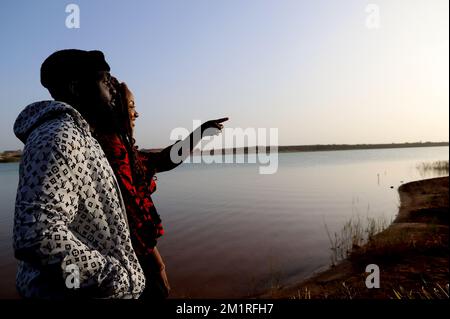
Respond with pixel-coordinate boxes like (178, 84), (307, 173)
(13, 100), (145, 299)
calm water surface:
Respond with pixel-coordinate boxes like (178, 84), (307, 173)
(0, 146), (448, 298)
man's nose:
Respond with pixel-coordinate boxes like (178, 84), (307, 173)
(135, 111), (139, 118)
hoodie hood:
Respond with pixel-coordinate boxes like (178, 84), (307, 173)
(14, 100), (90, 144)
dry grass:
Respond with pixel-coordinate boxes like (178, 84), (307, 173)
(416, 160), (449, 177)
(392, 283), (449, 299)
(325, 215), (391, 266)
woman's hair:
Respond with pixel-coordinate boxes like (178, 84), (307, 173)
(114, 80), (147, 184)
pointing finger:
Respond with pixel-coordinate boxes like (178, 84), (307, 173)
(214, 117), (229, 123)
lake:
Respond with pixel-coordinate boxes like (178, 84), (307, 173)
(0, 146), (448, 298)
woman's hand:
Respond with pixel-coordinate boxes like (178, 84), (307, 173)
(156, 266), (171, 297)
(148, 247), (170, 297)
(201, 117), (229, 137)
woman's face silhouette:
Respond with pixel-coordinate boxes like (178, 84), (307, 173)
(119, 84), (139, 131)
(127, 95), (139, 129)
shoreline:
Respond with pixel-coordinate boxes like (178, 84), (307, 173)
(2, 142), (448, 163)
(256, 176), (449, 299)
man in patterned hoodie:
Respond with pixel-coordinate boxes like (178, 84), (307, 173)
(13, 49), (145, 298)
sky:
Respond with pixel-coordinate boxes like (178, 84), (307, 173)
(0, 0), (448, 150)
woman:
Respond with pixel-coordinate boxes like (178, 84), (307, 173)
(97, 78), (228, 299)
(96, 80), (170, 299)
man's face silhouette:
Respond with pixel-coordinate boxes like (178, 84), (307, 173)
(76, 71), (117, 123)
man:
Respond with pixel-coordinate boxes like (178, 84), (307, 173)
(13, 49), (145, 298)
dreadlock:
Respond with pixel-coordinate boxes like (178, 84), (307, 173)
(113, 80), (149, 186)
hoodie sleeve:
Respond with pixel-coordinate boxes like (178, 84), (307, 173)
(14, 141), (134, 298)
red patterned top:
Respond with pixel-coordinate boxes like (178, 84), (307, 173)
(97, 134), (164, 257)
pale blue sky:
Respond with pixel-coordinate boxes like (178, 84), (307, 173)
(0, 0), (448, 150)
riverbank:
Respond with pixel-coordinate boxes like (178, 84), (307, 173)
(0, 150), (21, 163)
(2, 142), (448, 162)
(257, 176), (449, 299)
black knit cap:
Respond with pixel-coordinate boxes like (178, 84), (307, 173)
(40, 49), (110, 89)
